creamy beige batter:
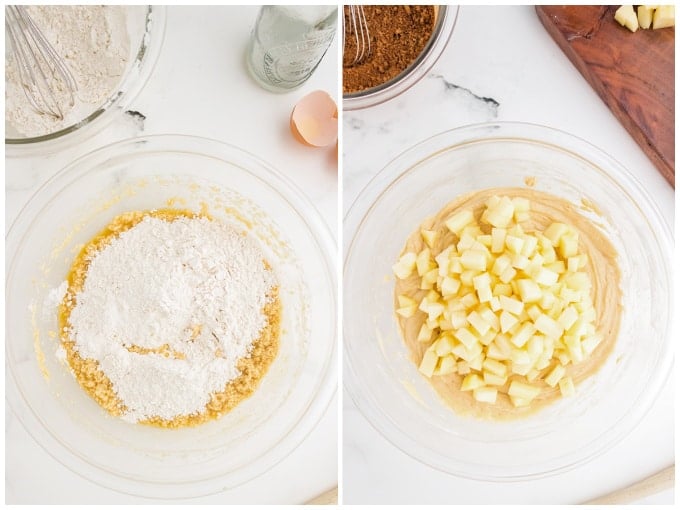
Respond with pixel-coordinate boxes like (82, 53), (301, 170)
(395, 188), (621, 419)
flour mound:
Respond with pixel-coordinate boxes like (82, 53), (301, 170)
(67, 216), (276, 422)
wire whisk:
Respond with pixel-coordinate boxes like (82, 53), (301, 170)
(343, 5), (371, 67)
(5, 5), (77, 120)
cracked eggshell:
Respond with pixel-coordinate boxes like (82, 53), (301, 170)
(290, 90), (338, 148)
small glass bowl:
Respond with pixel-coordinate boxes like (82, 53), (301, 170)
(344, 122), (673, 480)
(5, 6), (166, 156)
(343, 5), (458, 110)
(6, 135), (337, 498)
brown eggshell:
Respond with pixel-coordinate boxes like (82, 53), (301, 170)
(290, 90), (338, 148)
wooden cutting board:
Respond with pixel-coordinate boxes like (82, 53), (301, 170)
(536, 6), (675, 187)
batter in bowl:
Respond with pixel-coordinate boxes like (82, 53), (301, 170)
(394, 188), (621, 419)
(58, 208), (281, 427)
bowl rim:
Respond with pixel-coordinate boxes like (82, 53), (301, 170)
(5, 5), (167, 151)
(6, 133), (338, 498)
(343, 4), (459, 111)
(343, 120), (674, 481)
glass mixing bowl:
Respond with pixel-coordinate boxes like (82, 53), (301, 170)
(343, 5), (458, 110)
(344, 122), (673, 480)
(5, 6), (166, 155)
(6, 135), (337, 498)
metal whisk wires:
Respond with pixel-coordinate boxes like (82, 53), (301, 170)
(5, 5), (77, 120)
(343, 5), (371, 67)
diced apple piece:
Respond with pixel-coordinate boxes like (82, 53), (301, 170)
(483, 371), (508, 386)
(472, 273), (493, 303)
(473, 386), (498, 404)
(478, 306), (500, 330)
(491, 228), (506, 253)
(652, 5), (674, 29)
(539, 290), (557, 310)
(510, 322), (535, 348)
(477, 234), (492, 248)
(467, 310), (491, 336)
(449, 256), (463, 274)
(396, 304), (417, 318)
(637, 4), (654, 28)
(419, 349), (439, 377)
(393, 252), (417, 279)
(493, 282), (512, 297)
(457, 360), (471, 374)
(421, 268), (439, 289)
(544, 223), (569, 246)
(492, 254), (511, 276)
(459, 292), (479, 309)
(435, 246), (452, 276)
(535, 267), (559, 286)
(581, 334), (602, 355)
(558, 376), (575, 397)
(559, 232), (579, 259)
(557, 305), (578, 331)
(499, 265), (517, 284)
(445, 209), (474, 235)
(441, 276), (461, 298)
(615, 5), (639, 32)
(527, 334), (544, 359)
(517, 279), (542, 303)
(489, 296), (501, 312)
(453, 327), (479, 350)
(499, 310), (518, 333)
(534, 313), (564, 339)
(508, 380), (541, 401)
(435, 354), (457, 375)
(510, 348), (531, 365)
(544, 364), (566, 387)
(505, 235), (524, 255)
(520, 235), (538, 257)
(499, 295), (524, 315)
(469, 354), (484, 371)
(511, 253), (530, 270)
(460, 373), (484, 391)
(486, 343), (506, 361)
(567, 254), (586, 273)
(564, 334), (583, 363)
(397, 295), (417, 308)
(482, 196), (515, 228)
(417, 323), (434, 343)
(460, 269), (477, 287)
(512, 197), (530, 215)
(526, 305), (542, 322)
(478, 329), (496, 346)
(416, 248), (435, 276)
(482, 357), (507, 377)
(460, 249), (487, 271)
(449, 309), (468, 329)
(421, 229), (438, 248)
(457, 232), (476, 252)
(434, 333), (456, 356)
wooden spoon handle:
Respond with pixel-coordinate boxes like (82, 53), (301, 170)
(584, 465), (674, 505)
(305, 486), (338, 505)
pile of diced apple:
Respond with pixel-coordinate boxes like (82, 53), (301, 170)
(393, 195), (602, 408)
(615, 5), (674, 32)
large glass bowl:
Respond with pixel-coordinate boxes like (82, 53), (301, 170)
(6, 135), (337, 498)
(5, 6), (166, 155)
(344, 122), (673, 481)
(343, 5), (458, 110)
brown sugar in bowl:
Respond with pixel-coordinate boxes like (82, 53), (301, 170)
(343, 5), (458, 110)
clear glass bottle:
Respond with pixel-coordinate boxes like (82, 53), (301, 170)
(246, 5), (337, 92)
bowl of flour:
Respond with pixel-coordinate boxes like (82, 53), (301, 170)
(5, 5), (165, 151)
(5, 135), (337, 498)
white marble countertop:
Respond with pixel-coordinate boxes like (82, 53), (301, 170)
(342, 5), (674, 505)
(5, 6), (338, 504)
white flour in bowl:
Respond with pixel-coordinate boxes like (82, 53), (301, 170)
(5, 5), (130, 138)
(65, 215), (278, 423)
